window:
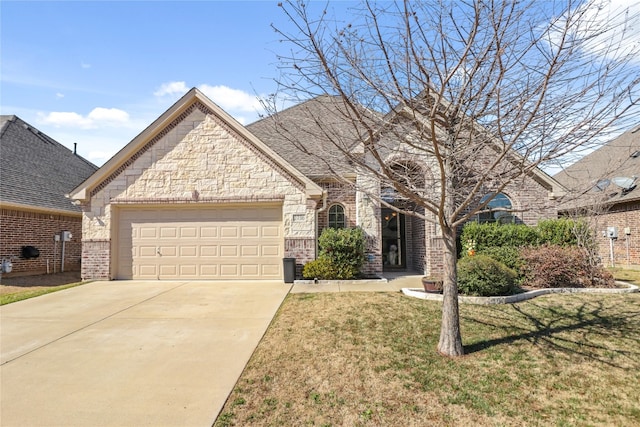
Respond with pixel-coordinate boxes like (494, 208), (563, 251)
(328, 204), (346, 229)
(477, 193), (514, 224)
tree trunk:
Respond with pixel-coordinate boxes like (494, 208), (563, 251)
(437, 225), (464, 357)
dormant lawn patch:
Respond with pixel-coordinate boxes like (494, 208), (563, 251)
(216, 292), (640, 426)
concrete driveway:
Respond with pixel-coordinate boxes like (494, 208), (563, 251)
(1, 280), (290, 427)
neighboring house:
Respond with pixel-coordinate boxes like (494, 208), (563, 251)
(554, 125), (640, 266)
(70, 89), (562, 281)
(0, 115), (98, 277)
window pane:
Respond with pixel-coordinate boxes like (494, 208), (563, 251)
(478, 193), (513, 223)
(328, 205), (346, 228)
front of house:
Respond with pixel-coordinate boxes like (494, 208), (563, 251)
(71, 89), (561, 281)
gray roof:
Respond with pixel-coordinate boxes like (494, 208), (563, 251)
(247, 95), (378, 178)
(0, 115), (98, 213)
(554, 125), (640, 208)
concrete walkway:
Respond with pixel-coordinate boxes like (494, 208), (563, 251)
(0, 280), (290, 427)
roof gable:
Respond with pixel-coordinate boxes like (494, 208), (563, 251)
(0, 115), (98, 214)
(554, 125), (640, 206)
(70, 88), (323, 201)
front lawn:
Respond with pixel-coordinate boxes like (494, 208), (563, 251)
(215, 292), (640, 426)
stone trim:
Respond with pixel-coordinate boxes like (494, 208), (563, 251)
(91, 100), (307, 198)
(110, 196), (285, 205)
(402, 281), (639, 304)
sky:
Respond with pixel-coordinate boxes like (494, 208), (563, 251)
(1, 0), (639, 168)
(1, 0), (315, 165)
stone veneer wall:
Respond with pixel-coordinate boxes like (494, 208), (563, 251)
(356, 176), (383, 276)
(82, 105), (316, 280)
(0, 208), (82, 277)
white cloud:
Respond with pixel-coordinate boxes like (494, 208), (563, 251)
(553, 0), (640, 63)
(81, 62), (91, 69)
(198, 84), (263, 113)
(56, 92), (64, 99)
(153, 81), (189, 97)
(38, 107), (130, 129)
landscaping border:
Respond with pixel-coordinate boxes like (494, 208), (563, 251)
(401, 281), (639, 305)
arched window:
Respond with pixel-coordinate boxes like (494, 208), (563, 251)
(478, 193), (514, 224)
(328, 204), (346, 229)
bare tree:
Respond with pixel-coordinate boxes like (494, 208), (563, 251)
(268, 0), (640, 356)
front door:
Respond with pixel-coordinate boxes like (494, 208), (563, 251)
(381, 208), (406, 270)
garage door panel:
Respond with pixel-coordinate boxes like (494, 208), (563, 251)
(200, 227), (218, 238)
(140, 227), (157, 238)
(159, 246), (177, 257)
(160, 227), (177, 238)
(262, 245), (281, 257)
(262, 226), (280, 237)
(241, 265), (260, 276)
(220, 264), (238, 276)
(117, 206), (283, 280)
(180, 265), (197, 276)
(180, 227), (197, 238)
(180, 246), (197, 257)
(220, 227), (238, 238)
(139, 246), (157, 257)
(241, 226), (259, 238)
(200, 246), (218, 257)
(262, 264), (280, 276)
(160, 264), (178, 276)
(200, 264), (218, 276)
(138, 265), (157, 277)
(241, 245), (259, 257)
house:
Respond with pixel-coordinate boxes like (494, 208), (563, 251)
(70, 89), (561, 281)
(0, 115), (98, 277)
(554, 125), (640, 266)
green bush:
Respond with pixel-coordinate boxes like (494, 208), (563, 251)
(457, 255), (519, 296)
(536, 218), (594, 247)
(303, 257), (339, 280)
(461, 222), (539, 251)
(303, 227), (366, 280)
(477, 246), (523, 272)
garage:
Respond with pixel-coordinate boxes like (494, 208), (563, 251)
(115, 205), (283, 280)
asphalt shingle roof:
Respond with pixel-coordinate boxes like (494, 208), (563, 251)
(247, 95), (379, 178)
(0, 115), (98, 213)
(554, 125), (640, 208)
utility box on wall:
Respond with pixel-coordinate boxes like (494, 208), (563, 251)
(61, 231), (73, 241)
(607, 227), (618, 239)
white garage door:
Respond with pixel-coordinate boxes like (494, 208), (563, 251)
(115, 205), (283, 280)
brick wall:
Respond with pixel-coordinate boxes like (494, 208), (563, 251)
(589, 200), (640, 267)
(0, 208), (82, 277)
(285, 237), (316, 278)
(317, 181), (357, 235)
(81, 239), (111, 280)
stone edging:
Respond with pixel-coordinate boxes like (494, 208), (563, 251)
(293, 278), (388, 285)
(401, 281), (639, 305)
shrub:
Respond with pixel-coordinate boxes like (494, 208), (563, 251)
(536, 218), (594, 247)
(520, 244), (615, 288)
(318, 227), (366, 269)
(302, 257), (339, 280)
(303, 227), (366, 280)
(461, 222), (539, 252)
(457, 255), (519, 296)
(477, 246), (523, 272)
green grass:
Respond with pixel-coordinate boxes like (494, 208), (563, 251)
(610, 267), (640, 285)
(215, 292), (640, 426)
(0, 281), (87, 305)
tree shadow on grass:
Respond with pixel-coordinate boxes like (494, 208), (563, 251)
(462, 296), (640, 368)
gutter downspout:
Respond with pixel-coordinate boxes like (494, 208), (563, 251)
(315, 191), (328, 259)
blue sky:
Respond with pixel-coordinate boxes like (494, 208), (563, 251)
(2, 0), (638, 167)
(1, 1), (322, 165)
